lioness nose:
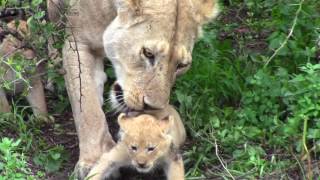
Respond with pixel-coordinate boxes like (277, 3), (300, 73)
(138, 162), (146, 168)
(143, 97), (161, 111)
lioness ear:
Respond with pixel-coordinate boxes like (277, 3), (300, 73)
(127, 0), (140, 8)
(191, 0), (219, 24)
(158, 116), (174, 134)
(118, 113), (129, 130)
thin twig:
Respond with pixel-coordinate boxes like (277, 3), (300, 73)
(0, 58), (31, 88)
(290, 149), (306, 179)
(186, 126), (236, 179)
(264, 0), (305, 68)
(214, 139), (236, 180)
(302, 117), (313, 179)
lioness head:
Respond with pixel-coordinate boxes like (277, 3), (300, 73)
(118, 113), (174, 173)
(106, 0), (219, 111)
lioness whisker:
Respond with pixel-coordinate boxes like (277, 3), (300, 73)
(104, 94), (123, 104)
(109, 100), (126, 114)
(113, 104), (126, 114)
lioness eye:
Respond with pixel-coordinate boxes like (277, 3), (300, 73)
(176, 63), (190, 70)
(142, 47), (155, 65)
(143, 48), (154, 59)
(147, 146), (155, 152)
(131, 145), (138, 151)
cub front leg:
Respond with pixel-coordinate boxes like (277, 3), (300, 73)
(63, 39), (115, 179)
(165, 153), (185, 180)
(87, 144), (129, 180)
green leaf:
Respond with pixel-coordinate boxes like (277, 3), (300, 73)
(307, 129), (320, 139)
(34, 11), (45, 20)
(243, 127), (262, 139)
(51, 153), (61, 160)
(31, 0), (42, 6)
(209, 116), (220, 128)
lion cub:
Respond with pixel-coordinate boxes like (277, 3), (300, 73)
(87, 105), (186, 180)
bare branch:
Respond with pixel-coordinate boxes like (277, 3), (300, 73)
(264, 0), (305, 68)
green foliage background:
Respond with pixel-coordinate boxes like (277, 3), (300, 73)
(174, 0), (320, 178)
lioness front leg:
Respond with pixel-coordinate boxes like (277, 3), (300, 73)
(166, 154), (185, 180)
(63, 40), (114, 179)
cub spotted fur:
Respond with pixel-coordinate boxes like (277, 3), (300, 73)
(86, 105), (186, 180)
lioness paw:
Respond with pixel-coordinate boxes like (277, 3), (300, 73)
(74, 161), (94, 180)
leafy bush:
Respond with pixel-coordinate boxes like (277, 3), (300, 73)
(0, 138), (42, 180)
(174, 0), (320, 178)
(33, 145), (69, 173)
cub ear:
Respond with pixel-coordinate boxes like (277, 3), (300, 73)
(191, 0), (219, 24)
(158, 115), (174, 134)
(118, 113), (130, 130)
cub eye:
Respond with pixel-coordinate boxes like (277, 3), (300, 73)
(131, 145), (138, 151)
(147, 146), (155, 152)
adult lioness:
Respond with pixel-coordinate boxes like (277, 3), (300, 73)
(49, 0), (218, 178)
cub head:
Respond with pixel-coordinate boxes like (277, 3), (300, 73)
(118, 113), (174, 173)
(107, 0), (219, 111)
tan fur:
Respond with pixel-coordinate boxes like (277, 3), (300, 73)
(0, 20), (47, 117)
(86, 105), (186, 180)
(47, 0), (65, 24)
(48, 0), (218, 177)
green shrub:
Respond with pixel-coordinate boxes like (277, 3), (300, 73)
(0, 137), (41, 180)
(174, 0), (320, 178)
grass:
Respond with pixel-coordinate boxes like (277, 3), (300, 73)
(174, 0), (320, 179)
(1, 0), (320, 179)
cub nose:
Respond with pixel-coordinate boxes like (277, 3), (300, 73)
(138, 162), (146, 168)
